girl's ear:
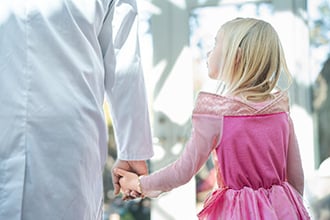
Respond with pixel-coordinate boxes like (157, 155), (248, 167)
(235, 47), (242, 64)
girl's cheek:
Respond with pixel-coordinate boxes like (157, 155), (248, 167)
(207, 61), (218, 79)
(208, 67), (219, 79)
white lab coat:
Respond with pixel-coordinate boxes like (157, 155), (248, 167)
(0, 0), (153, 219)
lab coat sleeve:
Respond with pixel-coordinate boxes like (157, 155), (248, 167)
(98, 0), (153, 160)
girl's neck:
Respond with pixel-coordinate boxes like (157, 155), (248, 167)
(226, 92), (275, 103)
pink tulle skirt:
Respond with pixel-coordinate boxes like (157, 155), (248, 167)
(197, 182), (310, 220)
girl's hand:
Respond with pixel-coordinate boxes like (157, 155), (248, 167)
(111, 160), (148, 196)
(114, 168), (141, 199)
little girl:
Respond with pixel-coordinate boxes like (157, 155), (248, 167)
(115, 18), (310, 219)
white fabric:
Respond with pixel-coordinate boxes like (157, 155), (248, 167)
(0, 0), (153, 219)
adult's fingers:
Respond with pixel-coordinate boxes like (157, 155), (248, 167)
(111, 160), (130, 195)
(114, 168), (130, 177)
(111, 170), (121, 195)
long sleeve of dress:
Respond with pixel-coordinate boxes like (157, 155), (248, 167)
(286, 116), (304, 195)
(98, 0), (153, 160)
(140, 114), (223, 197)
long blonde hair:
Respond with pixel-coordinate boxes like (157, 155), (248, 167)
(217, 18), (291, 101)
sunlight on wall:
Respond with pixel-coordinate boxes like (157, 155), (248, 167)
(153, 47), (193, 125)
(0, 2), (11, 23)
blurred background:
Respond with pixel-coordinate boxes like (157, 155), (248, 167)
(102, 0), (330, 219)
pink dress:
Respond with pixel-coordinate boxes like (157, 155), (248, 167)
(140, 91), (310, 219)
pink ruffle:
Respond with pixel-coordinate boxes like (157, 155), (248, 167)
(197, 182), (310, 220)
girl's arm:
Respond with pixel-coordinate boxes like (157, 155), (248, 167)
(116, 114), (223, 198)
(286, 116), (304, 195)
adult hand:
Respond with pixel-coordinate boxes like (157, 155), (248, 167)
(111, 160), (148, 197)
(114, 168), (141, 200)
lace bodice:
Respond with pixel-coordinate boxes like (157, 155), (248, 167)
(193, 91), (289, 116)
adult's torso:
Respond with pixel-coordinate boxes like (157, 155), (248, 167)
(0, 1), (111, 219)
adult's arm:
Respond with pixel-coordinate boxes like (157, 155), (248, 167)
(99, 0), (153, 160)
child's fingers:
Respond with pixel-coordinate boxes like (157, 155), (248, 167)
(130, 191), (140, 198)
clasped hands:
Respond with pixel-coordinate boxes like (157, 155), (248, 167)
(111, 160), (145, 200)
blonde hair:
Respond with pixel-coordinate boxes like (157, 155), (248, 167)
(217, 18), (291, 101)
